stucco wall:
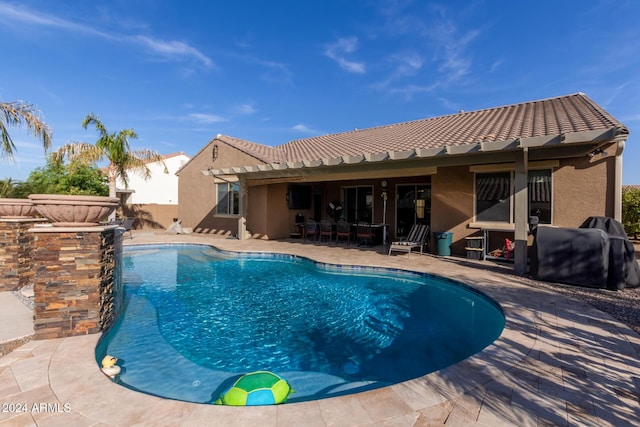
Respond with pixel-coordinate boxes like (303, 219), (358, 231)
(431, 166), (475, 254)
(553, 153), (615, 227)
(178, 138), (269, 235)
(246, 185), (268, 239)
(118, 154), (190, 205)
(267, 184), (294, 239)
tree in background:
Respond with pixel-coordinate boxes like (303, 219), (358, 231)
(0, 178), (34, 198)
(0, 101), (52, 158)
(0, 155), (107, 197)
(622, 186), (640, 239)
(25, 155), (108, 196)
(53, 113), (166, 200)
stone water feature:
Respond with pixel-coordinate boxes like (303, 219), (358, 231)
(0, 218), (123, 340)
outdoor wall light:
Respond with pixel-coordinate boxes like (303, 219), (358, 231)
(587, 147), (604, 158)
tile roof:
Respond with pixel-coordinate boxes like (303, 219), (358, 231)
(214, 93), (627, 168)
(161, 151), (190, 160)
(216, 134), (286, 164)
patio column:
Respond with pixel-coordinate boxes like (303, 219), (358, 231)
(514, 148), (529, 276)
(614, 140), (625, 221)
(237, 175), (248, 240)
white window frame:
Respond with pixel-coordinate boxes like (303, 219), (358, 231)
(216, 181), (240, 217)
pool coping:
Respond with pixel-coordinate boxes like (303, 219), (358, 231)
(2, 233), (640, 426)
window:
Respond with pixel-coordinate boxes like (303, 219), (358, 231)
(476, 172), (511, 222)
(217, 182), (239, 215)
(528, 170), (552, 224)
(475, 169), (552, 224)
(342, 186), (373, 223)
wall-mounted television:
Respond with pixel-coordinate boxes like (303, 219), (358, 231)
(287, 184), (312, 209)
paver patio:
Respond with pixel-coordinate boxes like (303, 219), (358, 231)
(1, 231), (639, 426)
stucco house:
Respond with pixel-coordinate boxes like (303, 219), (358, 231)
(118, 151), (191, 228)
(177, 93), (629, 274)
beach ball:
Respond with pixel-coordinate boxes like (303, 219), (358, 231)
(215, 371), (293, 406)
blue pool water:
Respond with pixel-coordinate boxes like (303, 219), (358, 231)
(97, 244), (505, 404)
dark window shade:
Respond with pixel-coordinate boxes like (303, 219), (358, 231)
(476, 174), (510, 201)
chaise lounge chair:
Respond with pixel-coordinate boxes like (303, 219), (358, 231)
(121, 217), (134, 239)
(388, 224), (430, 256)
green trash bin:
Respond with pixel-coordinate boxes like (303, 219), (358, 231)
(434, 231), (453, 256)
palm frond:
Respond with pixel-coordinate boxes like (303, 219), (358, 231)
(82, 113), (108, 137)
(54, 143), (104, 164)
(0, 101), (52, 157)
(127, 149), (168, 180)
(0, 120), (17, 158)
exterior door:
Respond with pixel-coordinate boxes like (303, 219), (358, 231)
(395, 184), (430, 237)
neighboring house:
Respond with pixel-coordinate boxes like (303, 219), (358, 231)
(118, 152), (190, 228)
(177, 93), (629, 274)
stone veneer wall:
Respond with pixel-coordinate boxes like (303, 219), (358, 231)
(0, 219), (47, 291)
(31, 226), (121, 340)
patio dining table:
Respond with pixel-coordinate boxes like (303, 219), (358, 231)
(353, 223), (388, 246)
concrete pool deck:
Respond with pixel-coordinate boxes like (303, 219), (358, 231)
(1, 231), (640, 426)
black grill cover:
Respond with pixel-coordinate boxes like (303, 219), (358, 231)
(531, 226), (610, 289)
(579, 216), (640, 289)
(579, 216), (628, 237)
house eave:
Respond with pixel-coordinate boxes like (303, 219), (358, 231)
(201, 127), (624, 180)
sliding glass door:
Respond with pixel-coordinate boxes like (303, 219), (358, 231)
(342, 186), (373, 223)
(395, 184), (430, 237)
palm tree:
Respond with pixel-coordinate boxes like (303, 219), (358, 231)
(0, 101), (52, 159)
(54, 113), (167, 205)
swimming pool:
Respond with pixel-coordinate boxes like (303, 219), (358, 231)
(97, 244), (505, 404)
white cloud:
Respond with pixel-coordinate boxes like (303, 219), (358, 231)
(232, 103), (257, 115)
(324, 37), (366, 74)
(230, 53), (292, 84)
(489, 59), (505, 73)
(371, 3), (481, 96)
(134, 36), (213, 69)
(428, 17), (479, 84)
(188, 113), (227, 124)
(0, 2), (214, 69)
(385, 84), (435, 99)
(292, 124), (318, 134)
(0, 2), (108, 37)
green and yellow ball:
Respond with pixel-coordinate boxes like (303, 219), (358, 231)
(215, 371), (293, 406)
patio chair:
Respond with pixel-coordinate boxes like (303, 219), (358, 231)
(304, 219), (319, 242)
(388, 224), (430, 255)
(319, 220), (334, 243)
(356, 223), (375, 246)
(121, 217), (135, 239)
(335, 220), (352, 245)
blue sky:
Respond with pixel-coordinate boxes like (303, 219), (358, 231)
(1, 0), (639, 183)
